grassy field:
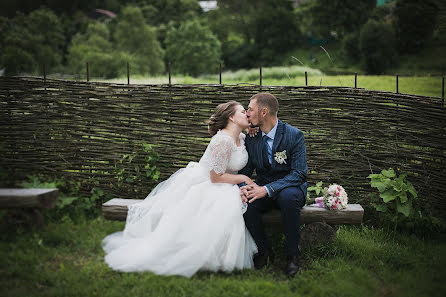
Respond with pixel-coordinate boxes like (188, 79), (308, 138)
(1, 216), (445, 297)
(102, 66), (444, 98)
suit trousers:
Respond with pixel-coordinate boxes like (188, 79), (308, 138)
(243, 186), (306, 256)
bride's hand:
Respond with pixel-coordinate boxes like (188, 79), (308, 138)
(244, 177), (254, 185)
(245, 127), (259, 137)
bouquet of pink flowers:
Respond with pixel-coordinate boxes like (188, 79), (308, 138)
(314, 184), (349, 210)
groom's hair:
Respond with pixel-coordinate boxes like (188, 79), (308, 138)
(250, 93), (279, 116)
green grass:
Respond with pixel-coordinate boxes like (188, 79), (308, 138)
(102, 67), (443, 98)
(1, 216), (445, 297)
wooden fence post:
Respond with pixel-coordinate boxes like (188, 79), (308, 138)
(86, 62), (89, 82)
(168, 62), (171, 86)
(219, 63), (222, 85)
(396, 74), (399, 94)
(127, 62), (130, 85)
(42, 64), (46, 90)
(260, 65), (262, 89)
(355, 73), (357, 89)
(442, 77), (444, 105)
(305, 71), (308, 86)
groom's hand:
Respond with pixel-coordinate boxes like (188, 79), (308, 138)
(242, 183), (267, 203)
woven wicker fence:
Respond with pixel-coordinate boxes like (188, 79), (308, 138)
(0, 76), (445, 215)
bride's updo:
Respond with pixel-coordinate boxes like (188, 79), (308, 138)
(207, 101), (241, 136)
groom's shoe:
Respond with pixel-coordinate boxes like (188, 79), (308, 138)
(253, 249), (273, 269)
(286, 255), (299, 277)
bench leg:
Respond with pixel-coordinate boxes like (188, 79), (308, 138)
(299, 222), (336, 250)
(1, 208), (44, 228)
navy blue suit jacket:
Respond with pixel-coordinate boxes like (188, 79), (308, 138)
(239, 119), (308, 199)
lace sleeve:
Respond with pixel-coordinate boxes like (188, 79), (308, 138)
(239, 132), (246, 146)
(208, 134), (234, 174)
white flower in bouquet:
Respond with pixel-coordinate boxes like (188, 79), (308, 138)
(323, 184), (349, 210)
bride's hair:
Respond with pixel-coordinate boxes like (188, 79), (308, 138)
(207, 101), (241, 136)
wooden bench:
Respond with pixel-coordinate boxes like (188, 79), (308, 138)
(0, 188), (59, 225)
(102, 198), (364, 249)
(102, 198), (364, 225)
(102, 198), (363, 247)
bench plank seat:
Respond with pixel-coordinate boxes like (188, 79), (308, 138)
(0, 188), (59, 209)
(102, 198), (364, 225)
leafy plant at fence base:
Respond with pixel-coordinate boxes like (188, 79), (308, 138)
(307, 181), (324, 203)
(113, 142), (161, 198)
(18, 174), (107, 220)
(368, 168), (418, 231)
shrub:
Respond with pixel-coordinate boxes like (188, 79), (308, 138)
(19, 175), (106, 220)
(394, 0), (439, 54)
(0, 8), (64, 75)
(165, 19), (221, 76)
(359, 20), (397, 74)
(341, 32), (361, 63)
(308, 0), (376, 38)
(113, 5), (164, 75)
(368, 168), (445, 235)
(67, 22), (126, 78)
(112, 142), (161, 197)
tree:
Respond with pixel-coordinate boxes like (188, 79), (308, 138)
(67, 22), (125, 78)
(308, 0), (376, 38)
(165, 19), (221, 76)
(214, 0), (299, 68)
(253, 1), (299, 65)
(360, 20), (397, 74)
(136, 0), (202, 26)
(113, 5), (164, 75)
(0, 8), (64, 75)
(394, 0), (439, 54)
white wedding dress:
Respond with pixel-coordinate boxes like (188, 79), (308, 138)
(102, 131), (258, 277)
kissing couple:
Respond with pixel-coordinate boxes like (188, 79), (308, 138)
(102, 92), (308, 278)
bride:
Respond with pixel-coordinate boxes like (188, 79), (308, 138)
(102, 101), (258, 277)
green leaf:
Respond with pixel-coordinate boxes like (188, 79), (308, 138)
(373, 204), (388, 212)
(57, 196), (77, 208)
(381, 168), (395, 178)
(397, 191), (408, 203)
(380, 189), (397, 203)
(371, 179), (391, 192)
(367, 173), (382, 179)
(396, 199), (412, 217)
(407, 182), (418, 199)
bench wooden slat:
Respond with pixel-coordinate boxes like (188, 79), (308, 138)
(0, 188), (59, 209)
(102, 198), (364, 225)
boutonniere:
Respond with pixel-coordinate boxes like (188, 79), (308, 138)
(274, 150), (287, 164)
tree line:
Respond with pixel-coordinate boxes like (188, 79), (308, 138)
(0, 0), (442, 78)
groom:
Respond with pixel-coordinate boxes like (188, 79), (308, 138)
(239, 92), (307, 277)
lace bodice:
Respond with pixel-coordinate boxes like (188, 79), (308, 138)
(199, 131), (248, 174)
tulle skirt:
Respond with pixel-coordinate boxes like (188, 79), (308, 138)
(102, 162), (257, 277)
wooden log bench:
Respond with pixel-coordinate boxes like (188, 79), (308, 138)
(0, 188), (59, 226)
(102, 198), (364, 247)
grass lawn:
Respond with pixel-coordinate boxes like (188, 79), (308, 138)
(102, 69), (444, 99)
(1, 216), (445, 297)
